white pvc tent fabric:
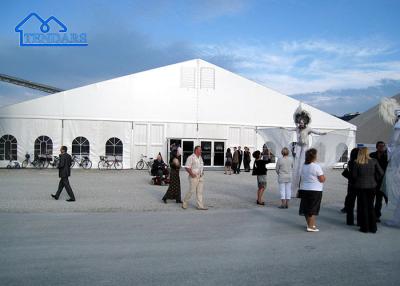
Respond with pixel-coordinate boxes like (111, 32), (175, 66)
(63, 120), (132, 169)
(0, 118), (62, 167)
(257, 127), (355, 168)
(0, 59), (357, 169)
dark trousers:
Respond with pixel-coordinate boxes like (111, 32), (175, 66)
(243, 160), (250, 172)
(374, 188), (384, 219)
(56, 177), (75, 200)
(232, 163), (238, 173)
(237, 160), (242, 173)
(344, 186), (357, 225)
(357, 188), (377, 233)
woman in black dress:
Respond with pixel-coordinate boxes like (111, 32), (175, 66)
(224, 148), (233, 175)
(162, 155), (182, 203)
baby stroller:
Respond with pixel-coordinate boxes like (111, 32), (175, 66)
(150, 153), (170, 185)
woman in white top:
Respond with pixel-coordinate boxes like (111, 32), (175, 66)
(299, 148), (326, 232)
(275, 147), (293, 209)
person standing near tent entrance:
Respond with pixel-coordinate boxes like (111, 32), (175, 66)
(182, 146), (208, 210)
(51, 146), (76, 202)
(237, 146), (243, 173)
(232, 147), (239, 174)
(243, 147), (251, 172)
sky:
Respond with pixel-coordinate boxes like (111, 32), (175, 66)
(1, 0), (400, 115)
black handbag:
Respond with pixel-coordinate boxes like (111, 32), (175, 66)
(341, 168), (349, 179)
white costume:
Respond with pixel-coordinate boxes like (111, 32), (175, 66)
(379, 98), (400, 227)
(287, 106), (326, 194)
(385, 118), (400, 226)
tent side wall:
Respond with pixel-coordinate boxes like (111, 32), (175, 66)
(0, 118), (62, 167)
(0, 117), (262, 168)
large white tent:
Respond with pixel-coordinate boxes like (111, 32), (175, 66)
(0, 59), (356, 168)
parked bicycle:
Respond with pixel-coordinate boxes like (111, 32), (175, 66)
(98, 155), (123, 170)
(6, 159), (21, 169)
(21, 153), (48, 169)
(136, 154), (153, 173)
(48, 155), (60, 168)
(71, 155), (92, 169)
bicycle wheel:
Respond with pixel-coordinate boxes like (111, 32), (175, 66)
(82, 159), (92, 169)
(114, 161), (123, 170)
(136, 160), (144, 170)
(43, 160), (50, 169)
(105, 161), (113, 170)
(98, 160), (105, 170)
(32, 160), (39, 169)
(147, 162), (153, 174)
(38, 160), (45, 169)
(21, 160), (28, 168)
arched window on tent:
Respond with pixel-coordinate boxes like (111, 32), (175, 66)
(337, 143), (349, 163)
(34, 136), (53, 159)
(264, 141), (276, 163)
(72, 137), (90, 158)
(105, 137), (123, 160)
(0, 134), (17, 161)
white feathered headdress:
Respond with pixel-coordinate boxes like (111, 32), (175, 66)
(379, 97), (400, 125)
(293, 103), (311, 126)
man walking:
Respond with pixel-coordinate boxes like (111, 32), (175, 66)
(370, 141), (388, 222)
(51, 146), (76, 202)
(182, 146), (207, 210)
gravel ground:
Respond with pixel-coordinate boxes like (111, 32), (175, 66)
(0, 168), (349, 213)
(1, 169), (399, 286)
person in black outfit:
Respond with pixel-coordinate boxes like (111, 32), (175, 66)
(352, 147), (384, 233)
(51, 146), (75, 202)
(243, 147), (251, 172)
(151, 153), (169, 184)
(252, 150), (271, 205)
(341, 148), (359, 225)
(162, 154), (182, 204)
(237, 146), (243, 174)
(369, 141), (388, 222)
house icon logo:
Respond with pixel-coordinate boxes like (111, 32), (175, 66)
(15, 13), (88, 46)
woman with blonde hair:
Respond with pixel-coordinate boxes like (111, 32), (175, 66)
(276, 147), (293, 208)
(351, 147), (384, 233)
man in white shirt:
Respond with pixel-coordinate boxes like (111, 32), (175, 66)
(182, 146), (207, 210)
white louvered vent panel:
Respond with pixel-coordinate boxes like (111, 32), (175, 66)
(200, 67), (215, 89)
(180, 67), (196, 88)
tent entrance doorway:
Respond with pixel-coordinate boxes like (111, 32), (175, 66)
(167, 138), (226, 167)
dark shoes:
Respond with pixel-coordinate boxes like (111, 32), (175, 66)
(256, 200), (265, 205)
(162, 198), (167, 204)
(51, 194), (58, 200)
(340, 208), (346, 213)
(66, 199), (75, 202)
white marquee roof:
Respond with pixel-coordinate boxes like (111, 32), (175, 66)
(0, 59), (356, 130)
